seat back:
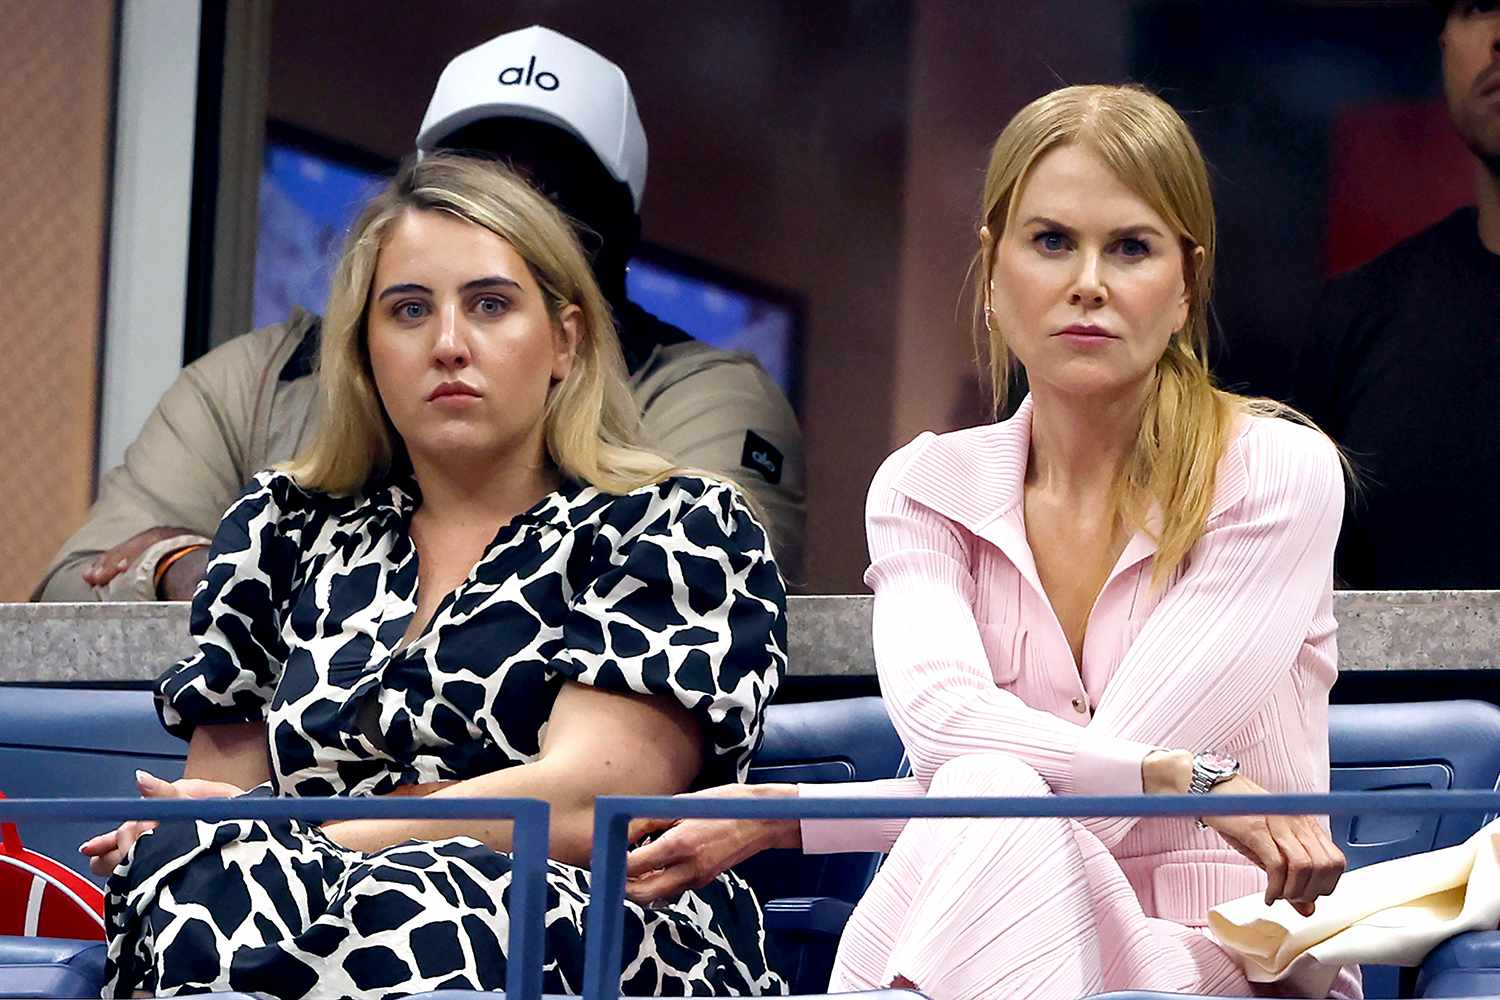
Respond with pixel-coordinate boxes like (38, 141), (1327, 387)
(1328, 700), (1500, 998)
(741, 697), (907, 994)
(0, 687), (185, 883)
(9, 689), (1500, 997)
(1329, 701), (1500, 868)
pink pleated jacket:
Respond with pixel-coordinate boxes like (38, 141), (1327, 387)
(802, 396), (1346, 929)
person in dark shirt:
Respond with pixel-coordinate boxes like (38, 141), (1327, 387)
(1294, 0), (1500, 589)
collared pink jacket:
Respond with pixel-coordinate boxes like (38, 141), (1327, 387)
(802, 395), (1345, 930)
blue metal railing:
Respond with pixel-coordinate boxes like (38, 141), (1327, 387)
(0, 795), (551, 1000)
(10, 789), (1500, 998)
(583, 790), (1500, 1000)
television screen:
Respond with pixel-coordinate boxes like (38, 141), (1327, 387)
(625, 248), (802, 407)
(253, 124), (802, 406)
(252, 127), (388, 332)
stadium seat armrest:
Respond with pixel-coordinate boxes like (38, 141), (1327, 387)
(1417, 929), (1500, 997)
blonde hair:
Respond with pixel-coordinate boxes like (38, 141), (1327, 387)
(282, 153), (676, 496)
(975, 84), (1323, 587)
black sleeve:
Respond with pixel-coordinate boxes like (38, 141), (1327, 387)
(1291, 268), (1388, 443)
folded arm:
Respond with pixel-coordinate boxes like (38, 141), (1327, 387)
(868, 426), (1343, 848)
(321, 681), (703, 866)
(865, 453), (1115, 795)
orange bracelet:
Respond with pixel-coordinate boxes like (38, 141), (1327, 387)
(153, 544), (208, 598)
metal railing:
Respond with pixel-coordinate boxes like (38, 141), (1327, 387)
(8, 789), (1500, 998)
(583, 790), (1500, 1000)
(0, 795), (551, 1000)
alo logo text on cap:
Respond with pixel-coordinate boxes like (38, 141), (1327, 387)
(499, 56), (558, 91)
(416, 25), (649, 209)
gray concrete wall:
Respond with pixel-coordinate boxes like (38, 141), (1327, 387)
(2, 593), (1498, 684)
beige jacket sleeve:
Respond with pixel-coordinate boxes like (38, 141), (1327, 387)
(33, 321), (305, 601)
(631, 343), (806, 586)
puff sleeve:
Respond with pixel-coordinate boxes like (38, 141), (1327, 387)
(549, 478), (786, 785)
(154, 471), (308, 738)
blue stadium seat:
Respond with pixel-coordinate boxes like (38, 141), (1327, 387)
(0, 687), (184, 882)
(4, 690), (1500, 999)
(1083, 702), (1500, 1000)
(0, 936), (106, 999)
(741, 697), (909, 994)
(0, 689), (182, 998)
(1330, 701), (1500, 999)
(1419, 932), (1500, 998)
(0, 691), (909, 998)
(739, 700), (1500, 999)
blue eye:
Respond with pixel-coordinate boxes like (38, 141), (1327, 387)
(474, 295), (507, 316)
(1117, 238), (1150, 258)
(1034, 231), (1069, 253)
(394, 301), (428, 321)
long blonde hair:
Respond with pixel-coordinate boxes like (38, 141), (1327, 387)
(282, 153), (676, 496)
(976, 84), (1319, 587)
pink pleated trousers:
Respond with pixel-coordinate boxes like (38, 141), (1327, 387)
(829, 754), (1361, 1000)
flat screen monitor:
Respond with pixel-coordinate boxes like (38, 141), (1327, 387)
(624, 246), (803, 408)
(253, 122), (803, 408)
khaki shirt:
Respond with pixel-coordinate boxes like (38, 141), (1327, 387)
(35, 311), (805, 600)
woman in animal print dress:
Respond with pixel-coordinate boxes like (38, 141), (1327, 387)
(80, 154), (788, 999)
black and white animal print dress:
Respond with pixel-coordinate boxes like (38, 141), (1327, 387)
(102, 470), (788, 998)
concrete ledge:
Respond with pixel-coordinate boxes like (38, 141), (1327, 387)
(1, 593), (1497, 684)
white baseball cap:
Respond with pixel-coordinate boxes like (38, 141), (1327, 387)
(416, 25), (648, 211)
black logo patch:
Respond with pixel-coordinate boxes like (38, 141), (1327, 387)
(498, 56), (559, 91)
(740, 431), (784, 485)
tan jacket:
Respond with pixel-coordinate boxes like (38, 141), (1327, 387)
(36, 310), (805, 600)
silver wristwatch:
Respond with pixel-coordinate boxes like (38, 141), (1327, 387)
(1189, 750), (1239, 829)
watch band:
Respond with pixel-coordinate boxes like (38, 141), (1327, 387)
(1189, 751), (1240, 830)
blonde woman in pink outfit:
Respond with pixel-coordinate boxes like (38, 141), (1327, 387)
(627, 84), (1358, 1000)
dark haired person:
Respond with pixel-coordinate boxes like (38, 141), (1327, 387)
(1293, 0), (1500, 588)
(36, 25), (804, 604)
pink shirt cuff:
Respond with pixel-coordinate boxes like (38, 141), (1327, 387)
(797, 777), (924, 855)
(1071, 732), (1160, 797)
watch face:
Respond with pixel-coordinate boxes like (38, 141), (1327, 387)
(1198, 751), (1239, 777)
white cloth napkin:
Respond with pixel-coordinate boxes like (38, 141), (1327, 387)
(1208, 817), (1500, 998)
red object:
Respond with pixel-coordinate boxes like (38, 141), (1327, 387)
(1325, 98), (1474, 276)
(0, 792), (105, 940)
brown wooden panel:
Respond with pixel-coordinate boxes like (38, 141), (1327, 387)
(0, 0), (116, 600)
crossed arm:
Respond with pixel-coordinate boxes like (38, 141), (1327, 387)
(627, 428), (1349, 910)
(82, 681), (701, 874)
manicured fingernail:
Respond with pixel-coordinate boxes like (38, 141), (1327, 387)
(135, 769), (154, 785)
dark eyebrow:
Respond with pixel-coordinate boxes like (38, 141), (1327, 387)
(1019, 216), (1168, 240)
(460, 275), (523, 295)
(375, 276), (523, 301)
(1021, 216), (1076, 235)
(376, 282), (431, 301)
(1108, 224), (1167, 240)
